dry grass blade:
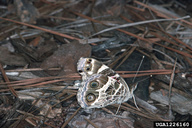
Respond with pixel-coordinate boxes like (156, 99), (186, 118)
(70, 11), (106, 26)
(0, 17), (80, 40)
(114, 47), (136, 70)
(120, 71), (175, 78)
(0, 78), (74, 93)
(117, 69), (180, 74)
(0, 74), (80, 91)
(61, 107), (81, 128)
(134, 0), (192, 27)
(112, 103), (165, 121)
(4, 67), (61, 72)
(102, 107), (115, 115)
(120, 5), (192, 60)
(0, 69), (179, 94)
(153, 42), (192, 58)
(52, 94), (76, 108)
(151, 32), (192, 54)
(160, 30), (192, 51)
(168, 58), (177, 120)
(117, 23), (192, 59)
(122, 103), (168, 121)
(0, 63), (18, 97)
(91, 16), (190, 37)
(84, 117), (99, 128)
(109, 47), (132, 68)
(0, 74), (80, 86)
(12, 94), (45, 127)
(159, 82), (192, 99)
(116, 29), (151, 43)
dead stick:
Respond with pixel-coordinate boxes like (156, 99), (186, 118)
(61, 107), (81, 128)
(84, 117), (99, 128)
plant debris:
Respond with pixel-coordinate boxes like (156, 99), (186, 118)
(0, 0), (192, 128)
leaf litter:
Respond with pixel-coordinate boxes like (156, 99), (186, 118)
(0, 0), (192, 128)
